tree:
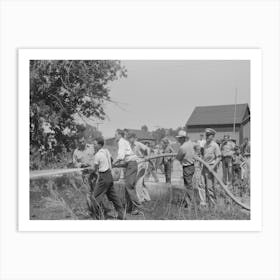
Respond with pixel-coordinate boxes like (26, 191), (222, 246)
(141, 125), (148, 132)
(152, 128), (166, 143)
(30, 60), (127, 158)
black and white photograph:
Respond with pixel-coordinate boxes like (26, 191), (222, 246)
(2, 1), (280, 279)
(26, 52), (253, 224)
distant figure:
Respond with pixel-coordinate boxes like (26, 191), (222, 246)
(113, 129), (142, 215)
(220, 135), (235, 185)
(198, 134), (206, 154)
(89, 137), (125, 220)
(175, 130), (195, 208)
(241, 137), (250, 156)
(232, 145), (245, 181)
(128, 133), (151, 202)
(202, 128), (221, 206)
(161, 138), (174, 184)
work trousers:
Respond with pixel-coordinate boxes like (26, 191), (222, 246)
(202, 166), (217, 205)
(163, 161), (172, 183)
(124, 161), (141, 213)
(222, 156), (233, 185)
(183, 165), (195, 206)
(88, 169), (124, 219)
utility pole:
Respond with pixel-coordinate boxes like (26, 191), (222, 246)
(233, 88), (237, 135)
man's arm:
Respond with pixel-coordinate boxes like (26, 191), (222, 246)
(176, 147), (184, 163)
(114, 140), (125, 165)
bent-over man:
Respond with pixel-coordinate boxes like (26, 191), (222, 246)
(90, 137), (125, 220)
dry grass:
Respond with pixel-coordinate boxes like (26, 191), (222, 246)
(30, 172), (250, 220)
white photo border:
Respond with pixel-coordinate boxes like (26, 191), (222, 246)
(19, 48), (262, 232)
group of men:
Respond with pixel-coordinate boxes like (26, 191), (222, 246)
(72, 127), (250, 219)
(73, 129), (151, 219)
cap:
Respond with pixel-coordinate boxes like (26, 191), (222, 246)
(205, 128), (216, 136)
(176, 130), (187, 138)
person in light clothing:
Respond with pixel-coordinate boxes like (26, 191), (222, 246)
(72, 136), (95, 169)
(128, 133), (151, 202)
(113, 129), (142, 215)
(175, 130), (195, 208)
(89, 137), (125, 220)
(198, 134), (206, 154)
(202, 128), (222, 206)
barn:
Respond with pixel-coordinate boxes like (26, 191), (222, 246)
(186, 103), (250, 144)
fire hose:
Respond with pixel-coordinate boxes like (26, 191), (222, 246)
(30, 153), (250, 211)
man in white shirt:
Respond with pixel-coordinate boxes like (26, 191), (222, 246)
(113, 129), (142, 215)
(89, 137), (125, 220)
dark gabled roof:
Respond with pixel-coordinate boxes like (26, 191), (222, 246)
(186, 103), (250, 127)
(127, 129), (155, 141)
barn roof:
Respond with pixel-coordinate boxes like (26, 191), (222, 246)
(186, 103), (250, 127)
(127, 129), (155, 141)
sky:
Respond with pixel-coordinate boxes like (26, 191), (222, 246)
(93, 60), (250, 138)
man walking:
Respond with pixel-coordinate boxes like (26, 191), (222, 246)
(113, 129), (142, 215)
(175, 130), (195, 208)
(202, 128), (221, 206)
(89, 137), (125, 220)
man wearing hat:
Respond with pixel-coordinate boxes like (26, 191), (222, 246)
(176, 130), (195, 207)
(202, 128), (221, 206)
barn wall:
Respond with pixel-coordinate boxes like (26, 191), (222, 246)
(242, 120), (250, 141)
(187, 125), (240, 143)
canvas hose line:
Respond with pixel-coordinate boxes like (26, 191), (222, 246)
(30, 153), (250, 211)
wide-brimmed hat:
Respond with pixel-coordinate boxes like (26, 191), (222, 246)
(176, 130), (187, 138)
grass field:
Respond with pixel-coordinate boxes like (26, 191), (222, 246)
(30, 162), (250, 220)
